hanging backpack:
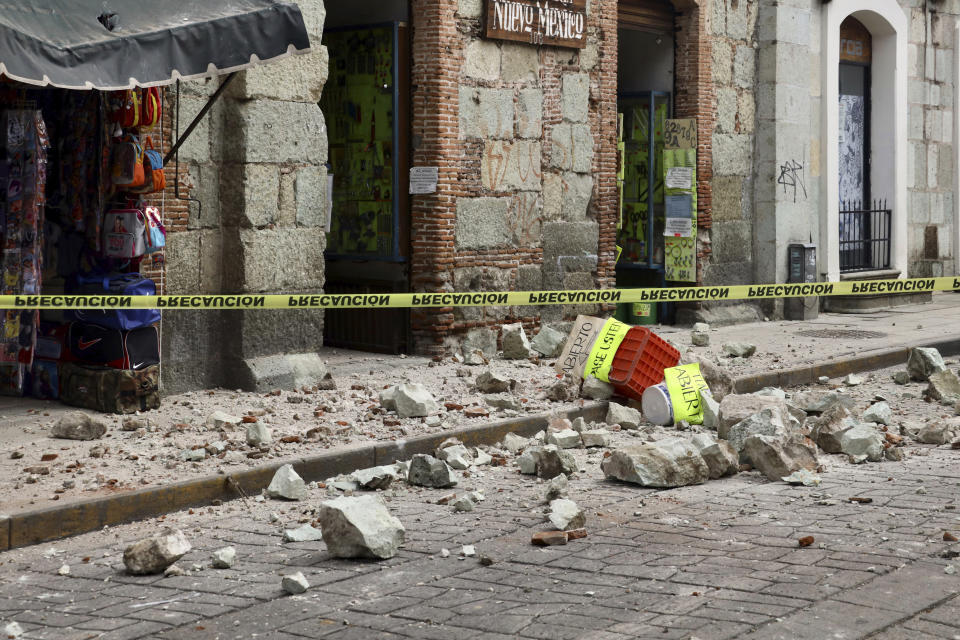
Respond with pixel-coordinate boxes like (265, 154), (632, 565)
(126, 137), (166, 194)
(103, 209), (147, 258)
(143, 206), (166, 253)
(112, 90), (141, 128)
(140, 87), (161, 128)
(111, 135), (145, 188)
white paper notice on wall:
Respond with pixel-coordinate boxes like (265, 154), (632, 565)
(664, 217), (693, 237)
(409, 167), (439, 194)
(665, 166), (693, 190)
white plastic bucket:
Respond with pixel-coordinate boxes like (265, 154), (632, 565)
(642, 383), (674, 426)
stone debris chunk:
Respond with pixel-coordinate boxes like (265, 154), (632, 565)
(123, 529), (191, 575)
(318, 495), (405, 559)
(532, 444), (578, 479)
(452, 495), (475, 512)
(862, 401), (893, 426)
(484, 394), (521, 411)
(548, 499), (586, 531)
(546, 377), (577, 402)
(838, 425), (885, 462)
(811, 403), (857, 454)
(701, 391), (721, 431)
(926, 370), (960, 402)
(179, 448), (206, 462)
(501, 323), (533, 359)
(790, 391), (854, 415)
(2, 621), (23, 638)
(546, 429), (581, 449)
(581, 375), (615, 401)
(601, 439), (710, 487)
(475, 370), (515, 394)
(691, 330), (709, 347)
(267, 464), (308, 500)
(206, 411), (241, 430)
(917, 419), (960, 445)
(379, 386), (399, 412)
(461, 545), (476, 557)
(606, 402), (642, 430)
(782, 469), (822, 486)
(246, 422), (272, 447)
(531, 531), (568, 546)
(392, 383), (439, 418)
(724, 408), (794, 457)
(543, 474), (568, 501)
(717, 394), (798, 437)
(351, 465), (399, 491)
(722, 342), (756, 358)
(580, 429), (611, 448)
(518, 449), (538, 475)
(436, 444), (474, 470)
(570, 417), (589, 433)
(51, 412), (108, 441)
(281, 572), (310, 595)
(502, 432), (529, 454)
(473, 449), (493, 466)
(689, 433), (739, 479)
(692, 357), (735, 401)
(407, 454), (457, 488)
(843, 373), (863, 386)
(892, 371), (910, 385)
(531, 326), (566, 358)
(741, 435), (818, 482)
(211, 546), (236, 569)
(283, 524), (324, 542)
(907, 347), (947, 381)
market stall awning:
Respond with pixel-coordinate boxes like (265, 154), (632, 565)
(0, 0), (311, 90)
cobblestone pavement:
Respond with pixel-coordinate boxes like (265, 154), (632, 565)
(1, 437), (958, 640)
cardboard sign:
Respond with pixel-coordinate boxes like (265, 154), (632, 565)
(485, 0), (587, 49)
(583, 318), (631, 382)
(664, 119), (696, 150)
(663, 363), (710, 425)
(555, 315), (603, 379)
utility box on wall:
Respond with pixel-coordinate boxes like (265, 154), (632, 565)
(785, 243), (819, 320)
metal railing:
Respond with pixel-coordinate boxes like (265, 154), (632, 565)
(839, 199), (891, 273)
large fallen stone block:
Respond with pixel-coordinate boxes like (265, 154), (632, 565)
(692, 357), (735, 401)
(601, 438), (710, 487)
(917, 419), (960, 445)
(701, 391), (721, 430)
(606, 402), (642, 430)
(475, 370), (515, 393)
(838, 425), (885, 462)
(812, 412), (858, 454)
(351, 465), (399, 490)
(502, 432), (529, 454)
(581, 375), (615, 401)
(393, 383), (439, 418)
(908, 347), (946, 381)
(717, 395), (797, 437)
(724, 408), (794, 456)
(379, 386), (399, 412)
(722, 342), (756, 358)
(501, 323), (533, 359)
(741, 435), (818, 482)
(790, 391), (855, 415)
(407, 454), (457, 488)
(51, 412), (108, 440)
(531, 326), (566, 358)
(549, 499), (586, 531)
(246, 422), (272, 446)
(436, 444), (474, 470)
(580, 429), (611, 448)
(533, 444), (578, 479)
(690, 433), (739, 479)
(318, 495), (405, 559)
(926, 370), (960, 401)
(123, 529), (191, 575)
(862, 401), (893, 426)
(266, 464), (308, 500)
(546, 429), (581, 449)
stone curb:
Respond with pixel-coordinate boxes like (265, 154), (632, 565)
(1, 402), (609, 551)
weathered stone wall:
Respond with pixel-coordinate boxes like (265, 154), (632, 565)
(906, 2), (956, 277)
(411, 0), (619, 354)
(161, 0), (329, 393)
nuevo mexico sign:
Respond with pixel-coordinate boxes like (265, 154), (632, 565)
(485, 0), (587, 49)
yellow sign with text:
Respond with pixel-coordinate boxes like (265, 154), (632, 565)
(663, 363), (710, 425)
(582, 318), (631, 383)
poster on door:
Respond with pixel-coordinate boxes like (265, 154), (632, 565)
(662, 143), (697, 283)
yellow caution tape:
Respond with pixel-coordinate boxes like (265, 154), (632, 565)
(663, 363), (710, 425)
(1, 276), (957, 309)
(582, 318), (631, 383)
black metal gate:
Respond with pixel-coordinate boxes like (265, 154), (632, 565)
(839, 199), (891, 273)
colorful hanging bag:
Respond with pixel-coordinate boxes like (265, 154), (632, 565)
(140, 87), (161, 128)
(143, 206), (166, 253)
(111, 135), (145, 188)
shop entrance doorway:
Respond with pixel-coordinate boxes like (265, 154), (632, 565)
(320, 0), (410, 353)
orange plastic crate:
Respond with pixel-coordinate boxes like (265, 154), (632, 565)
(608, 326), (681, 401)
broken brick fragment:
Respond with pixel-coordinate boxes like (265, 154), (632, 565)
(798, 536), (815, 548)
(531, 531), (568, 546)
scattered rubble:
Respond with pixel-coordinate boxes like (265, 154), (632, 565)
(407, 454), (458, 488)
(531, 326), (566, 358)
(782, 469), (822, 486)
(606, 402), (642, 430)
(723, 408), (794, 456)
(281, 572), (310, 595)
(543, 474), (568, 501)
(283, 524), (324, 543)
(548, 498), (585, 531)
(601, 439), (710, 487)
(211, 546), (236, 569)
(501, 323), (533, 360)
(317, 495), (405, 559)
(502, 432), (530, 454)
(741, 435), (818, 481)
(475, 370), (515, 394)
(580, 429), (611, 448)
(581, 376), (615, 400)
(50, 412), (108, 441)
(123, 528), (191, 575)
(810, 403), (857, 453)
(266, 464), (308, 500)
(843, 373), (864, 386)
(907, 347), (946, 381)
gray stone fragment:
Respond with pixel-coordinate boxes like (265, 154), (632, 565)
(211, 546), (236, 569)
(473, 449), (493, 466)
(317, 495), (405, 559)
(926, 370), (960, 401)
(838, 425), (885, 462)
(246, 422), (272, 446)
(892, 371), (910, 385)
(862, 402), (893, 426)
(51, 412), (108, 441)
(533, 444), (578, 479)
(501, 323), (533, 360)
(484, 394), (522, 411)
(790, 391), (855, 414)
(461, 328), (497, 364)
(717, 394), (797, 436)
(379, 386), (399, 412)
(546, 429), (581, 449)
(531, 326), (566, 357)
(601, 438), (710, 488)
(281, 572), (310, 594)
(917, 419), (960, 445)
(452, 495), (475, 512)
(206, 411), (241, 430)
(724, 409), (794, 458)
(267, 464), (308, 500)
(502, 432), (530, 454)
(580, 429), (611, 448)
(475, 370), (515, 393)
(544, 474), (568, 501)
(843, 373), (864, 386)
(283, 524), (323, 542)
(690, 433), (739, 479)
(351, 465), (398, 490)
(582, 376), (615, 401)
(692, 322), (710, 333)
(722, 342), (756, 358)
(436, 444), (474, 470)
(570, 417), (588, 433)
(755, 387), (787, 399)
(518, 448), (538, 474)
(394, 383), (439, 418)
(885, 447), (905, 461)
(549, 499), (586, 531)
(811, 403), (857, 454)
(606, 402), (642, 430)
(546, 377), (577, 401)
(2, 622), (23, 638)
(407, 454), (457, 488)
(782, 469), (822, 486)
(742, 435), (818, 482)
(180, 448), (207, 462)
(123, 529), (191, 575)
(691, 357), (735, 401)
(691, 331), (710, 347)
(908, 347), (947, 381)
(702, 391), (721, 431)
